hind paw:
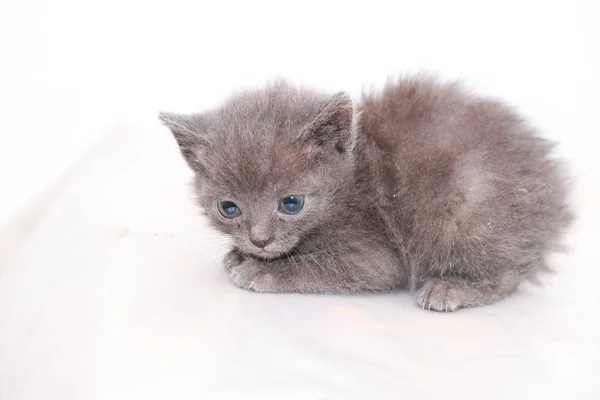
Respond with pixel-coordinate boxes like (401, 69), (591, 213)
(417, 279), (467, 312)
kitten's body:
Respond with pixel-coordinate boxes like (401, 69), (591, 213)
(160, 77), (572, 311)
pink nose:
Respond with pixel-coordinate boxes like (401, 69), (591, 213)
(250, 236), (273, 248)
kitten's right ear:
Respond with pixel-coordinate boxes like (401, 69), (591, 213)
(159, 112), (209, 169)
(299, 93), (355, 157)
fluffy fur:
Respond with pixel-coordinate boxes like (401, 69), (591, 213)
(160, 76), (572, 311)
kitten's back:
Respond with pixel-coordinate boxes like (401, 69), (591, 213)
(357, 77), (572, 281)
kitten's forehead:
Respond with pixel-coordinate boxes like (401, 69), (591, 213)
(206, 136), (313, 196)
(202, 83), (329, 193)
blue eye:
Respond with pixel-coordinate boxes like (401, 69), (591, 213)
(218, 201), (241, 218)
(279, 195), (305, 214)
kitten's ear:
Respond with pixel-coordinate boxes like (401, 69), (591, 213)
(299, 93), (355, 155)
(159, 112), (209, 169)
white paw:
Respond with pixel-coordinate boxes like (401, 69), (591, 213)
(228, 259), (279, 293)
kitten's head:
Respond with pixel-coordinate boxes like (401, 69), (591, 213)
(160, 82), (357, 259)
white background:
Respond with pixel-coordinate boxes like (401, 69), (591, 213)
(1, 0), (598, 225)
(0, 1), (599, 399)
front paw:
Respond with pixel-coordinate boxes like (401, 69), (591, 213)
(223, 248), (245, 272)
(228, 258), (280, 293)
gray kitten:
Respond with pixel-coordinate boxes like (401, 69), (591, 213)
(159, 76), (572, 312)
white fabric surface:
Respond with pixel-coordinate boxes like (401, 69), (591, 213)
(1, 121), (598, 399)
(1, 1), (599, 398)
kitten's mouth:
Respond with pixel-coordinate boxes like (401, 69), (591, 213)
(240, 237), (300, 260)
(243, 244), (296, 261)
(248, 248), (285, 260)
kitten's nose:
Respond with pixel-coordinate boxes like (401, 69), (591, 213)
(250, 235), (273, 249)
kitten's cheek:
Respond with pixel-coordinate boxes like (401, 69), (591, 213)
(286, 236), (301, 250)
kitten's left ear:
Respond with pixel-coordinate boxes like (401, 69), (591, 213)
(299, 92), (355, 155)
(159, 111), (209, 170)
